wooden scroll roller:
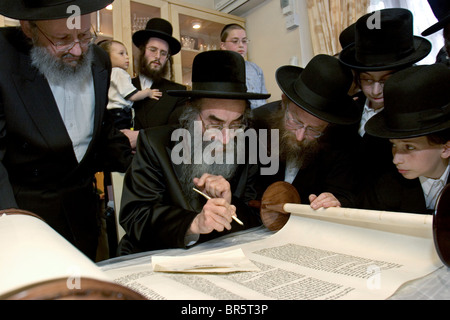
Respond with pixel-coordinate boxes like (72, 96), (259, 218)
(0, 209), (146, 300)
(259, 181), (450, 267)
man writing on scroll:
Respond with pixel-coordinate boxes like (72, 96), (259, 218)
(361, 64), (450, 214)
(253, 54), (361, 209)
(117, 50), (270, 255)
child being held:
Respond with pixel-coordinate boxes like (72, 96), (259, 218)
(361, 64), (450, 214)
(98, 39), (162, 131)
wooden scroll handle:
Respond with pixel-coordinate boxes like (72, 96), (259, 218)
(434, 184), (450, 267)
(0, 277), (147, 300)
(0, 208), (45, 221)
(260, 181), (301, 231)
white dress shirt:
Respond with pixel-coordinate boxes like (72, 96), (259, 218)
(139, 74), (153, 92)
(359, 99), (383, 137)
(420, 165), (450, 210)
(49, 74), (95, 163)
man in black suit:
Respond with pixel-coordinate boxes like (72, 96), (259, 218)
(118, 50), (270, 255)
(0, 0), (133, 260)
(129, 18), (187, 131)
(253, 54), (361, 209)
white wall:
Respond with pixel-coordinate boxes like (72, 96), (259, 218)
(185, 0), (314, 103)
(242, 0), (314, 102)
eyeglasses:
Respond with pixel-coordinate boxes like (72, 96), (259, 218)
(199, 114), (247, 131)
(145, 46), (169, 59)
(35, 24), (96, 52)
(359, 78), (388, 88)
(224, 38), (250, 45)
(285, 108), (324, 139)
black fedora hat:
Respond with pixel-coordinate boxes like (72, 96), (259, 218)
(365, 64), (450, 139)
(422, 0), (450, 36)
(0, 0), (112, 21)
(339, 22), (356, 51)
(167, 50), (270, 100)
(132, 18), (181, 55)
(276, 54), (359, 125)
(340, 8), (431, 71)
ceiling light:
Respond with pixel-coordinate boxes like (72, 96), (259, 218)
(192, 21), (201, 29)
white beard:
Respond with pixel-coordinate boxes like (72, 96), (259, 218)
(30, 45), (94, 86)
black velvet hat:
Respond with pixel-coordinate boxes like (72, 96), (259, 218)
(339, 8), (431, 71)
(167, 50), (270, 100)
(132, 18), (181, 55)
(276, 54), (359, 125)
(0, 0), (113, 20)
(365, 64), (450, 139)
(339, 22), (356, 51)
(422, 0), (450, 36)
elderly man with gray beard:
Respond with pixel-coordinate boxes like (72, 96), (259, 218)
(0, 0), (133, 261)
(117, 50), (270, 255)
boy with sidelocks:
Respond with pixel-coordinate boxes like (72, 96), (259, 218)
(360, 64), (450, 214)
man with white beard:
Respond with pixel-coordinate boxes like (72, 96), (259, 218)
(0, 0), (133, 261)
(117, 50), (270, 255)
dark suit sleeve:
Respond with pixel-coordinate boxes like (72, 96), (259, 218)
(0, 93), (18, 209)
(119, 129), (198, 251)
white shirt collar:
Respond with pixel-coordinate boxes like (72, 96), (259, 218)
(420, 164), (450, 210)
(139, 74), (153, 90)
(359, 99), (383, 136)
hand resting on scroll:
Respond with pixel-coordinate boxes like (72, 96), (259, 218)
(309, 192), (341, 210)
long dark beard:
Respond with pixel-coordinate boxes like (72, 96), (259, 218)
(30, 45), (93, 85)
(178, 108), (240, 202)
(138, 53), (169, 82)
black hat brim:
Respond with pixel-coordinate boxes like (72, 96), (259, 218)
(167, 90), (270, 100)
(422, 15), (450, 36)
(275, 66), (360, 125)
(132, 30), (181, 55)
(365, 110), (450, 139)
(0, 0), (113, 20)
(339, 36), (432, 71)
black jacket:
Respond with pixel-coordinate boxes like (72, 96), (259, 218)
(0, 27), (132, 259)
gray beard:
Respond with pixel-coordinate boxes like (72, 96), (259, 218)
(30, 45), (94, 86)
(178, 118), (240, 202)
(268, 109), (321, 170)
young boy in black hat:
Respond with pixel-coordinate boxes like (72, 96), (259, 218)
(339, 8), (432, 192)
(361, 63), (450, 214)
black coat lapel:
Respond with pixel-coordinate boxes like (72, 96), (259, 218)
(12, 54), (73, 156)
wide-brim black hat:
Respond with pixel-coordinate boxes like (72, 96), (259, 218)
(276, 54), (359, 125)
(132, 18), (181, 55)
(340, 8), (431, 71)
(167, 50), (270, 100)
(0, 0), (113, 20)
(422, 0), (450, 36)
(365, 64), (450, 139)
